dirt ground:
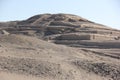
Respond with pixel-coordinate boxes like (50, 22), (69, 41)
(0, 34), (120, 80)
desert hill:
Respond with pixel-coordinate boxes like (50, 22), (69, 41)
(0, 14), (120, 48)
(0, 14), (120, 80)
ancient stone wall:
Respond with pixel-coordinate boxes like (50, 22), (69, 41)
(90, 34), (115, 40)
(54, 33), (116, 41)
(55, 34), (91, 40)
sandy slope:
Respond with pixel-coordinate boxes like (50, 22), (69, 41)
(0, 34), (120, 80)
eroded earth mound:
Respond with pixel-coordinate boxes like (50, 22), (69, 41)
(0, 14), (120, 80)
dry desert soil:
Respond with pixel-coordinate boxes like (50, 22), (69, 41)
(0, 14), (120, 80)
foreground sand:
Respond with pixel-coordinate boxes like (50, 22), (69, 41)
(0, 34), (120, 80)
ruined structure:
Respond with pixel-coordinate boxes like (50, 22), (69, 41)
(0, 13), (120, 48)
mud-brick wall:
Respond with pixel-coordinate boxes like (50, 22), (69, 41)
(96, 30), (112, 34)
(90, 34), (115, 40)
(111, 31), (120, 36)
(55, 34), (91, 40)
(46, 26), (74, 34)
(55, 34), (116, 40)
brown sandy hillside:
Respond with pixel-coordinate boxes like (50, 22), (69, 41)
(1, 14), (120, 48)
(0, 14), (120, 80)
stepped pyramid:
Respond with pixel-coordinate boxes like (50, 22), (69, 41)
(0, 13), (120, 48)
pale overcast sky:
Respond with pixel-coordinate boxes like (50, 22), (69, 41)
(0, 0), (120, 29)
